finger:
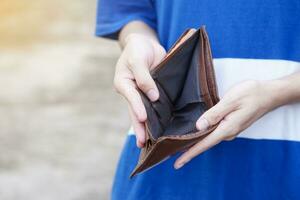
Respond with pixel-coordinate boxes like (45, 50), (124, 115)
(150, 45), (166, 69)
(128, 105), (146, 148)
(196, 99), (236, 132)
(127, 59), (159, 102)
(114, 78), (147, 122)
(175, 108), (251, 169)
(174, 121), (228, 169)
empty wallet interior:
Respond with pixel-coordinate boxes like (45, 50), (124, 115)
(141, 28), (214, 140)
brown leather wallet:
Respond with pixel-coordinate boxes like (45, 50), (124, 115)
(130, 26), (220, 178)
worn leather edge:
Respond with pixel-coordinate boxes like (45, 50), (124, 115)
(150, 29), (200, 75)
(198, 27), (213, 108)
(201, 27), (220, 104)
(130, 124), (218, 178)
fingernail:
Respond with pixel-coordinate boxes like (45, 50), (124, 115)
(196, 118), (209, 131)
(146, 89), (159, 102)
(136, 140), (141, 148)
(136, 140), (144, 148)
(174, 161), (186, 169)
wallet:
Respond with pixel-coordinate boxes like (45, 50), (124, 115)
(130, 26), (220, 178)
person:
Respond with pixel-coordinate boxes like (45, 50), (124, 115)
(95, 0), (300, 199)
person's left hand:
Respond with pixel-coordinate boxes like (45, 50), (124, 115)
(174, 80), (281, 169)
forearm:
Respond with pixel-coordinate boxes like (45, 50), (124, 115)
(266, 72), (300, 109)
(119, 21), (159, 48)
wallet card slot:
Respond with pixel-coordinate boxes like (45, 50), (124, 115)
(152, 82), (173, 125)
(174, 38), (204, 111)
(153, 32), (199, 103)
(140, 92), (164, 139)
(143, 82), (173, 139)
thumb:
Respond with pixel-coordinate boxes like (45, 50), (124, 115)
(196, 100), (235, 132)
(128, 59), (159, 102)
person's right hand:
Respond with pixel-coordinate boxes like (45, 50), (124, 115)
(113, 33), (166, 148)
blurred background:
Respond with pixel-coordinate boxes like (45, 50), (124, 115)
(0, 0), (129, 199)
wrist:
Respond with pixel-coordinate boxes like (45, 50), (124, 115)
(119, 20), (159, 48)
(123, 33), (160, 51)
(262, 79), (289, 109)
(124, 33), (159, 47)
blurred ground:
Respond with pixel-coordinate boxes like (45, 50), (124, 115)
(0, 0), (129, 199)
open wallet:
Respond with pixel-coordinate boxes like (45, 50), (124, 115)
(130, 26), (220, 178)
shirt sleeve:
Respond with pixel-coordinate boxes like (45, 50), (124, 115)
(95, 0), (157, 40)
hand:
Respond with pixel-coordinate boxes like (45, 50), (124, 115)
(114, 33), (166, 148)
(174, 80), (282, 169)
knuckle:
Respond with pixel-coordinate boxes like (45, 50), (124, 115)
(224, 123), (240, 137)
(127, 56), (142, 68)
(233, 123), (243, 133)
(222, 97), (235, 107)
(227, 131), (237, 139)
(217, 124), (228, 133)
(136, 79), (151, 91)
(155, 45), (167, 57)
(206, 112), (222, 125)
(113, 85), (121, 94)
(127, 57), (136, 67)
(223, 123), (234, 132)
(113, 78), (122, 94)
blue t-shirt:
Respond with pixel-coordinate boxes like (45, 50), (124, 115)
(96, 1), (300, 200)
